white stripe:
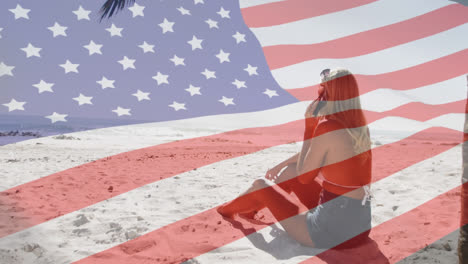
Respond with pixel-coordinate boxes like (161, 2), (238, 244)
(195, 143), (462, 264)
(249, 0), (453, 45)
(360, 75), (467, 112)
(0, 116), (461, 263)
(427, 113), (465, 132)
(239, 0), (285, 9)
(272, 23), (468, 89)
(369, 114), (465, 134)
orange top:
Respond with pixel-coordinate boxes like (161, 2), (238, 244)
(318, 151), (372, 196)
(300, 118), (372, 198)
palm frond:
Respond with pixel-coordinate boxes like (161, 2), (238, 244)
(100, 0), (136, 20)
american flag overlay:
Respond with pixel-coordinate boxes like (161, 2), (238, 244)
(0, 0), (297, 145)
(0, 0), (467, 263)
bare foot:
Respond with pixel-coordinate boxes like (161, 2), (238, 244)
(239, 210), (257, 220)
(217, 205), (236, 219)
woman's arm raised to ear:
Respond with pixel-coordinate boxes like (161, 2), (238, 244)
(296, 122), (329, 184)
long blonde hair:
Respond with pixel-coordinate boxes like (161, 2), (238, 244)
(318, 68), (371, 156)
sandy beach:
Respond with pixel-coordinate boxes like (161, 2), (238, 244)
(0, 109), (464, 263)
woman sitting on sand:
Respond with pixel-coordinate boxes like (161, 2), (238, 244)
(218, 68), (373, 249)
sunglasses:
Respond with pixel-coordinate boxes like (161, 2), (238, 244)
(320, 68), (330, 82)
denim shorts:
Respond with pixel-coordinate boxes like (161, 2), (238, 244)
(306, 189), (371, 249)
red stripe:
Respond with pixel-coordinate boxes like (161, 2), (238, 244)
(364, 99), (465, 123)
(0, 101), (463, 238)
(301, 185), (464, 264)
(289, 49), (468, 101)
(241, 0), (377, 28)
(263, 5), (468, 70)
(75, 127), (464, 264)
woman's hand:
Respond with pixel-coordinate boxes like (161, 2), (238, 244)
(265, 166), (283, 182)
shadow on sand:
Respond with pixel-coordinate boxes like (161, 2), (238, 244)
(223, 216), (390, 263)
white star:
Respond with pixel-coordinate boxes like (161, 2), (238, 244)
(201, 69), (216, 79)
(194, 0), (204, 4)
(112, 106), (131, 116)
(33, 80), (54, 93)
(219, 96), (235, 106)
(264, 89), (279, 98)
(138, 41), (155, 53)
(9, 4), (30, 20)
(73, 93), (93, 105)
(244, 64), (258, 76)
(152, 72), (169, 85)
(188, 35), (203, 50)
(205, 19), (218, 29)
(233, 32), (246, 44)
(132, 90), (150, 101)
(170, 55), (185, 66)
(106, 23), (123, 37)
(159, 18), (174, 34)
(177, 7), (191, 15)
(118, 56), (136, 70)
(169, 101), (186, 111)
(83, 40), (103, 55)
(73, 6), (91, 21)
(97, 76), (115, 89)
(45, 112), (67, 123)
(48, 22), (67, 37)
(0, 62), (14, 76)
(3, 99), (26, 112)
(185, 84), (201, 96)
(0, 62), (15, 77)
(128, 3), (145, 17)
(232, 79), (246, 89)
(59, 60), (79, 73)
(21, 43), (41, 58)
(0, 28), (3, 39)
(217, 7), (230, 19)
(215, 49), (230, 63)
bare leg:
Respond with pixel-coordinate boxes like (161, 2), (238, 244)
(275, 164), (321, 209)
(224, 164), (300, 220)
(219, 164), (321, 220)
(217, 180), (264, 218)
(218, 179), (315, 247)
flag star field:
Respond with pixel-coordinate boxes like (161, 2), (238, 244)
(0, 0), (297, 129)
